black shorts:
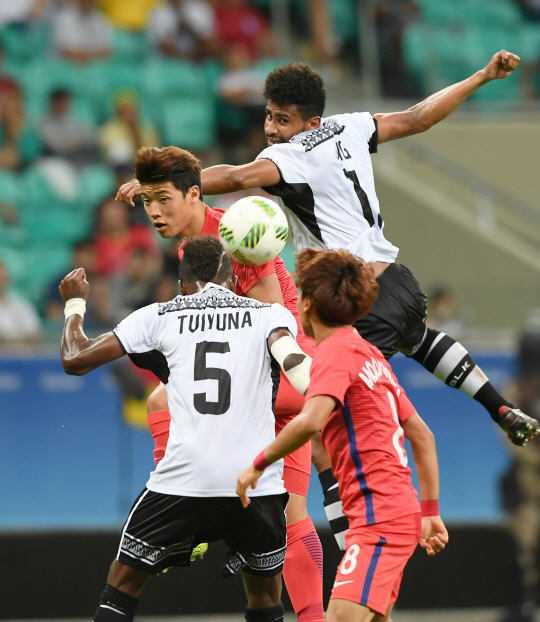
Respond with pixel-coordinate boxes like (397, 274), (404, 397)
(117, 489), (288, 577)
(354, 263), (427, 360)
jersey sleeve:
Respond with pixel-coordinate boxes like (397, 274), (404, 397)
(305, 341), (355, 407)
(397, 387), (417, 422)
(350, 112), (378, 154)
(113, 304), (160, 355)
(256, 143), (306, 195)
(266, 303), (298, 339)
(234, 258), (276, 294)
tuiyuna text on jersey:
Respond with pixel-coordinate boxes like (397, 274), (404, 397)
(178, 311), (253, 334)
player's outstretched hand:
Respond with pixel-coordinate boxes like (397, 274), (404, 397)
(482, 50), (520, 82)
(236, 465), (263, 508)
(115, 178), (142, 206)
(59, 268), (90, 303)
(419, 515), (448, 557)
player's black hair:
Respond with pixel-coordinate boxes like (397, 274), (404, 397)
(136, 146), (202, 198)
(264, 63), (326, 119)
(179, 236), (233, 285)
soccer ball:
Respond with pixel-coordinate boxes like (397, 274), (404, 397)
(218, 196), (288, 266)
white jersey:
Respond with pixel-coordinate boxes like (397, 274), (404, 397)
(257, 112), (399, 264)
(113, 283), (297, 498)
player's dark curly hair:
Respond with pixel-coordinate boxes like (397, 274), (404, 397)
(264, 63), (326, 119)
(295, 248), (378, 326)
(179, 236), (233, 285)
(135, 146), (202, 197)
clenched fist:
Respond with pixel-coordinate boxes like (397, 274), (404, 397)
(482, 50), (520, 82)
(59, 268), (90, 303)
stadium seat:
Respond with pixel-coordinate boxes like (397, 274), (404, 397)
(160, 96), (216, 151)
(142, 59), (211, 103)
(23, 244), (72, 301)
(0, 23), (49, 64)
(19, 59), (87, 105)
(111, 28), (150, 62)
(84, 60), (143, 121)
(0, 247), (27, 290)
(77, 165), (115, 213)
(460, 0), (522, 27)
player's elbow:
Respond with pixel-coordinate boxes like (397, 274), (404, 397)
(227, 167), (250, 190)
(61, 354), (89, 375)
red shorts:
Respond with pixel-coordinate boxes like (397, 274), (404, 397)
(275, 375), (311, 497)
(331, 513), (421, 615)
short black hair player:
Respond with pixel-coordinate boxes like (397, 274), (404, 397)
(59, 236), (314, 622)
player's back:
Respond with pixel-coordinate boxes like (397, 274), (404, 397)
(316, 328), (419, 526)
(114, 283), (296, 498)
(258, 113), (399, 264)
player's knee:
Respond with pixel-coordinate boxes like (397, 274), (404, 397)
(245, 602), (285, 622)
(311, 432), (331, 473)
(147, 383), (168, 414)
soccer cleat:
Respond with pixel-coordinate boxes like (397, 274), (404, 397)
(190, 542), (208, 561)
(498, 407), (540, 446)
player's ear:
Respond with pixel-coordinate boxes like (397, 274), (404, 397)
(179, 280), (187, 295)
(188, 185), (200, 203)
(306, 116), (321, 131)
(225, 274), (238, 292)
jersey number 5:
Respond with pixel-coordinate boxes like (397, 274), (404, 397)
(194, 341), (231, 415)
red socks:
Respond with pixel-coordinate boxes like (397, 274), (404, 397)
(147, 410), (170, 465)
(283, 517), (325, 622)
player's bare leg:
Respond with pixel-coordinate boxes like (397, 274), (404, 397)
(327, 599), (393, 622)
(243, 572), (286, 622)
(93, 560), (150, 622)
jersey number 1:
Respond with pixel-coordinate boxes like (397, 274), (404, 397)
(343, 169), (382, 228)
(194, 341), (231, 415)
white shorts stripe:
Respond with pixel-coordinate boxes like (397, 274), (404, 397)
(117, 489), (150, 561)
(424, 331), (446, 362)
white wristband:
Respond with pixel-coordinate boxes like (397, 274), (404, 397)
(270, 334), (311, 395)
(64, 297), (86, 319)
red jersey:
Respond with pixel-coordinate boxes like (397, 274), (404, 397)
(306, 327), (419, 526)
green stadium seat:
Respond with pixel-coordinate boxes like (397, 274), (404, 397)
(460, 0), (522, 27)
(0, 247), (27, 289)
(142, 59), (210, 103)
(19, 59), (86, 104)
(22, 208), (91, 245)
(84, 60), (143, 120)
(111, 28), (150, 62)
(160, 96), (216, 151)
(330, 0), (359, 44)
(0, 23), (49, 63)
(0, 169), (19, 206)
(23, 244), (72, 302)
(78, 165), (115, 213)
(416, 0), (463, 25)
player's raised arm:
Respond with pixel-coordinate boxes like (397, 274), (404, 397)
(236, 395), (335, 507)
(60, 268), (124, 375)
(401, 412), (449, 556)
(376, 50), (520, 144)
(201, 158), (281, 196)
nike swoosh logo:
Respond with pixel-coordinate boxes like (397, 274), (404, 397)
(333, 580), (354, 588)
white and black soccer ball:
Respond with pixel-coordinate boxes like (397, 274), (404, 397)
(218, 196), (288, 266)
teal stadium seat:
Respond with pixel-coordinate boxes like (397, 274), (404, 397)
(0, 23), (49, 64)
(77, 165), (115, 213)
(84, 60), (143, 121)
(0, 170), (28, 249)
(0, 247), (27, 291)
(142, 59), (211, 104)
(23, 244), (72, 302)
(160, 96), (216, 151)
(111, 28), (150, 62)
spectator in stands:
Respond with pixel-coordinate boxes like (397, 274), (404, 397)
(110, 246), (162, 321)
(98, 0), (160, 30)
(427, 285), (465, 342)
(217, 42), (267, 158)
(100, 92), (159, 167)
(0, 44), (21, 99)
(0, 87), (41, 170)
(92, 198), (159, 277)
(0, 260), (41, 344)
(516, 0), (540, 22)
(149, 273), (179, 303)
(0, 0), (51, 28)
(500, 321), (540, 622)
(214, 0), (275, 60)
(43, 240), (97, 326)
(52, 0), (112, 64)
(84, 275), (117, 332)
(147, 0), (217, 60)
(39, 89), (99, 169)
